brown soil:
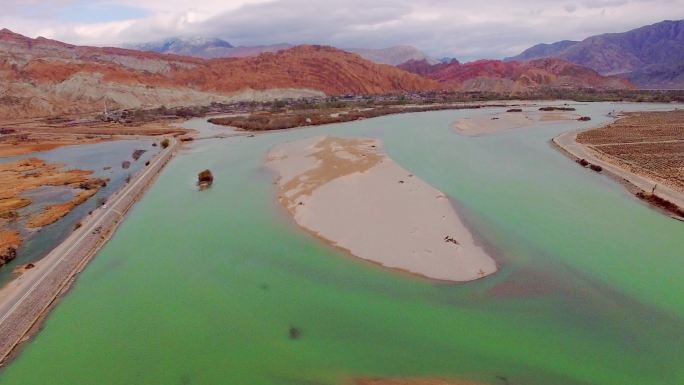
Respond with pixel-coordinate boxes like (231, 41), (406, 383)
(577, 110), (684, 193)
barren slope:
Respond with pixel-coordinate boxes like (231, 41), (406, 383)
(400, 58), (633, 92)
(0, 29), (438, 118)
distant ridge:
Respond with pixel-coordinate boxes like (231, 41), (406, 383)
(127, 37), (293, 59)
(505, 40), (579, 62)
(399, 58), (633, 92)
(345, 45), (436, 66)
(507, 20), (684, 89)
(129, 37), (434, 66)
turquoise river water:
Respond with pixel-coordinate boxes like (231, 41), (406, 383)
(0, 102), (682, 385)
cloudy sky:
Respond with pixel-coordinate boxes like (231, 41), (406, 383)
(3, 0), (683, 60)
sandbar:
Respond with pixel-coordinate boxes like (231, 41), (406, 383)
(453, 109), (578, 136)
(267, 136), (497, 282)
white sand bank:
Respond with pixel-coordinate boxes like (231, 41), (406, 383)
(453, 110), (578, 135)
(266, 136), (497, 282)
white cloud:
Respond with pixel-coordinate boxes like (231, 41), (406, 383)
(2, 0), (684, 60)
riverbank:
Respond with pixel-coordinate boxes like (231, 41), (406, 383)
(267, 136), (497, 282)
(0, 118), (187, 158)
(0, 137), (179, 365)
(208, 102), (521, 131)
(553, 124), (684, 219)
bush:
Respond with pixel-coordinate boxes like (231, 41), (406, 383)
(198, 169), (213, 183)
(160, 138), (170, 149)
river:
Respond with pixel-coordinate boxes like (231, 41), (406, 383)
(0, 102), (682, 385)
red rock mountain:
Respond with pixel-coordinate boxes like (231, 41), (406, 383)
(0, 29), (438, 118)
(399, 58), (633, 92)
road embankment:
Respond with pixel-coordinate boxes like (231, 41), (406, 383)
(0, 138), (179, 365)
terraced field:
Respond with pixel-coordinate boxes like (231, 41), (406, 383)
(577, 110), (684, 191)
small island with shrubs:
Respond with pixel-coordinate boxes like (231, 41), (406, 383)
(197, 169), (214, 190)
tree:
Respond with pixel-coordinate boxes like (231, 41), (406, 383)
(160, 138), (170, 149)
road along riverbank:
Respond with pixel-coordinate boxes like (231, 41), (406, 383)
(0, 138), (179, 364)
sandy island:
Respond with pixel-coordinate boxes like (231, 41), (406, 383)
(453, 109), (578, 136)
(267, 136), (497, 282)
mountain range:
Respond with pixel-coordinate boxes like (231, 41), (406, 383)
(507, 19), (684, 89)
(398, 58), (632, 92)
(0, 29), (438, 119)
(128, 38), (434, 66)
(128, 37), (293, 60)
(0, 28), (637, 119)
